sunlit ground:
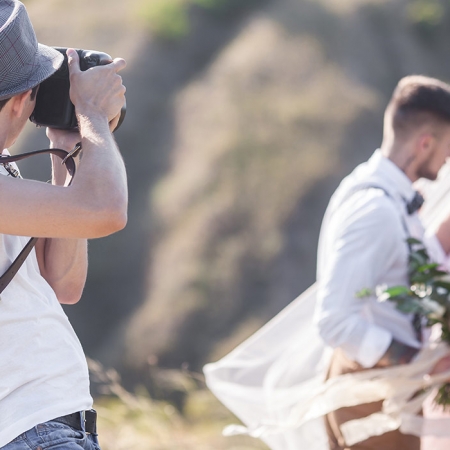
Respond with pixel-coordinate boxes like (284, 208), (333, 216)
(89, 359), (268, 450)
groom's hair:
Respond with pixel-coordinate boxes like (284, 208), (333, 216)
(384, 75), (450, 138)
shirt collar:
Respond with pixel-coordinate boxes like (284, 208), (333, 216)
(367, 149), (417, 204)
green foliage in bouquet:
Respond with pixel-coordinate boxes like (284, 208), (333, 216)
(381, 238), (450, 339)
(358, 237), (450, 407)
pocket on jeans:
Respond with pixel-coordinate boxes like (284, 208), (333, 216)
(35, 421), (86, 445)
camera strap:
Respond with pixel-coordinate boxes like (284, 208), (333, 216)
(0, 148), (76, 294)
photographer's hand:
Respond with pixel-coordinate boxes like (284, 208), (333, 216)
(67, 48), (126, 125)
(109, 111), (122, 133)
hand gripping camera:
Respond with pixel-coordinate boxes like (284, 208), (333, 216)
(30, 47), (126, 130)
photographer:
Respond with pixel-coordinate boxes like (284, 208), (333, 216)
(0, 1), (127, 449)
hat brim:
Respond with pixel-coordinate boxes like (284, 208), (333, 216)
(0, 44), (64, 101)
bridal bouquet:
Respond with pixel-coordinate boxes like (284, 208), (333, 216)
(358, 237), (450, 407)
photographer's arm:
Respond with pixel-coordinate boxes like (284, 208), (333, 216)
(0, 50), (128, 239)
(56, 48), (128, 236)
(34, 50), (127, 304)
(35, 146), (88, 304)
(35, 235), (87, 304)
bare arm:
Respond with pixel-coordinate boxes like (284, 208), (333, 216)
(10, 49), (128, 303)
(35, 149), (88, 304)
(0, 49), (128, 239)
(35, 237), (87, 304)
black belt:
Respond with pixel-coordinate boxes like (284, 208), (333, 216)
(51, 409), (97, 435)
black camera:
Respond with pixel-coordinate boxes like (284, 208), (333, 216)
(30, 47), (126, 130)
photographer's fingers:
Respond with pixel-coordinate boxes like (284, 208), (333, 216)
(100, 61), (127, 123)
(110, 58), (127, 73)
(108, 112), (121, 132)
(67, 50), (126, 126)
(101, 67), (126, 123)
(66, 48), (81, 74)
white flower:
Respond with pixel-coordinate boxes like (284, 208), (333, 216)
(411, 284), (432, 298)
(375, 284), (388, 300)
(377, 292), (390, 303)
(421, 297), (446, 319)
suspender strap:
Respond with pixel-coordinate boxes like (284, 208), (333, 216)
(340, 183), (411, 238)
(0, 148), (76, 294)
(340, 183), (422, 339)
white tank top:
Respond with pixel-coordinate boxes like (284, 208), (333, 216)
(0, 159), (93, 446)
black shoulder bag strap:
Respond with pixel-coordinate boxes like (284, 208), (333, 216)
(0, 148), (76, 294)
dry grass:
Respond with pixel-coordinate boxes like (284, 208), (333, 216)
(88, 359), (268, 450)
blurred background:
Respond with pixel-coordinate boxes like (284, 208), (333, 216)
(14, 0), (450, 448)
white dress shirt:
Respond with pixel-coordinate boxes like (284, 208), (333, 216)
(315, 150), (449, 368)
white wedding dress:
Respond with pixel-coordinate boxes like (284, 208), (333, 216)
(204, 164), (450, 450)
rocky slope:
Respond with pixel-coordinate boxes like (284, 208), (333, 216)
(16, 0), (450, 390)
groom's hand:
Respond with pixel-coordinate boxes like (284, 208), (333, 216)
(430, 353), (450, 375)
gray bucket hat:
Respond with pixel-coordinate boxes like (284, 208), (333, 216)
(0, 0), (63, 100)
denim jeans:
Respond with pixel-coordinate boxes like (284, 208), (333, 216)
(1, 419), (101, 450)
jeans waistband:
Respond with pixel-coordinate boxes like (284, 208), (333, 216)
(51, 409), (97, 435)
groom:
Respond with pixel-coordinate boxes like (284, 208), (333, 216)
(315, 75), (450, 450)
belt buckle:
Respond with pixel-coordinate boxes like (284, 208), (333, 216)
(83, 409), (97, 435)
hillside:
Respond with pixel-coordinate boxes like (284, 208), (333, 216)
(16, 0), (450, 407)
(117, 0), (450, 380)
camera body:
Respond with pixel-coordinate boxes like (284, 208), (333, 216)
(30, 47), (126, 130)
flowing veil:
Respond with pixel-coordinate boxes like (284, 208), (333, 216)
(203, 163), (450, 450)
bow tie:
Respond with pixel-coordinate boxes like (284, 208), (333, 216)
(406, 191), (424, 215)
